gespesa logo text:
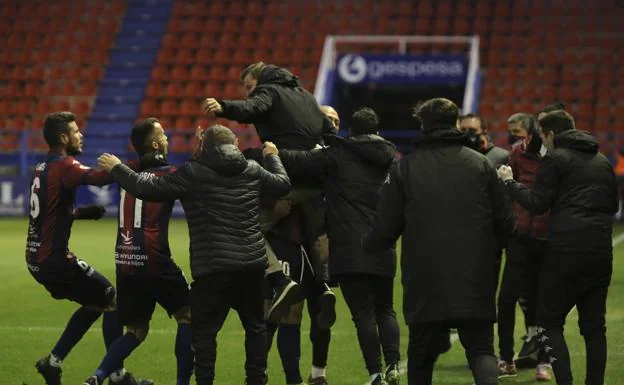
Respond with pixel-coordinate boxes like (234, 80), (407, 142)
(337, 54), (467, 85)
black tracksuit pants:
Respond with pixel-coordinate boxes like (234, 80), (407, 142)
(191, 270), (267, 385)
(339, 274), (401, 375)
(497, 236), (545, 362)
(537, 251), (612, 385)
(408, 320), (498, 385)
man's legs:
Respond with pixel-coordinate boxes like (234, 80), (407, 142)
(262, 213), (300, 323)
(340, 275), (384, 379)
(276, 302), (305, 385)
(456, 320), (498, 385)
(306, 273), (332, 385)
(157, 268), (193, 385)
(576, 261), (611, 385)
(372, 276), (401, 384)
(497, 238), (526, 369)
(234, 269), (268, 385)
(191, 274), (234, 385)
(298, 190), (336, 330)
(407, 322), (447, 385)
(536, 253), (575, 385)
(34, 258), (113, 385)
(173, 307), (194, 385)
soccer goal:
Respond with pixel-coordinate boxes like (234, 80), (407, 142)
(314, 35), (481, 133)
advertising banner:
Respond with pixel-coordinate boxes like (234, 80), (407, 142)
(336, 53), (467, 85)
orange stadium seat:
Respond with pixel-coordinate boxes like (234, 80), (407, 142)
(113, 0), (624, 138)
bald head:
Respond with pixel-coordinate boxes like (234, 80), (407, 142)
(320, 105), (340, 134)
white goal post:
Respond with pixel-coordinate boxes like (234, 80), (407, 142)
(314, 35), (481, 113)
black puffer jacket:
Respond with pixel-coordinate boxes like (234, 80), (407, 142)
(110, 144), (291, 279)
(507, 130), (617, 254)
(483, 144), (510, 169)
(366, 128), (515, 324)
(280, 134), (397, 278)
(218, 65), (333, 150)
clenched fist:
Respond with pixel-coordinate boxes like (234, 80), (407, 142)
(262, 141), (278, 157)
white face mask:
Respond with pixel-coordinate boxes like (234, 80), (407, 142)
(539, 144), (548, 157)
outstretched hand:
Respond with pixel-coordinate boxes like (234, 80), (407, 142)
(98, 153), (122, 172)
(202, 98), (223, 115)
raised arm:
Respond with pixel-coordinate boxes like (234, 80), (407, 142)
(98, 153), (190, 201)
(502, 154), (560, 214)
(258, 142), (291, 199)
(203, 87), (275, 124)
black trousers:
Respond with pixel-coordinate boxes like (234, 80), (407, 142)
(537, 252), (612, 385)
(268, 234), (331, 368)
(497, 237), (545, 362)
(339, 274), (401, 375)
(408, 320), (498, 385)
(191, 270), (267, 385)
(305, 270), (332, 368)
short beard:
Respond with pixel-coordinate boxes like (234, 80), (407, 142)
(66, 146), (82, 156)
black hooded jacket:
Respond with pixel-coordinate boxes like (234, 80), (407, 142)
(366, 128), (515, 324)
(110, 144), (291, 279)
(279, 134), (398, 277)
(218, 65), (333, 150)
(506, 130), (617, 254)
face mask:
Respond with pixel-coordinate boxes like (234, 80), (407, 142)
(508, 134), (524, 147)
(467, 132), (482, 149)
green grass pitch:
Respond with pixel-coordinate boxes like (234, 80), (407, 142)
(1, 218), (623, 384)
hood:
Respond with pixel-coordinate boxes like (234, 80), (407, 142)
(554, 130), (598, 154)
(198, 144), (248, 176)
(415, 127), (473, 147)
(257, 65), (300, 88)
(345, 134), (396, 166)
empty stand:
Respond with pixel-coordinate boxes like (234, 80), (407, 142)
(0, 0), (125, 152)
(1, 0), (623, 157)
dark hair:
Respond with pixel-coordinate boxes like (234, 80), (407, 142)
(541, 102), (566, 115)
(460, 113), (488, 133)
(131, 117), (160, 155)
(507, 113), (536, 135)
(350, 107), (379, 136)
(202, 124), (236, 149)
(240, 62), (266, 82)
(539, 110), (575, 135)
(43, 111), (76, 147)
(414, 98), (459, 132)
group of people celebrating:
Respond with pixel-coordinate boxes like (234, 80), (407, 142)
(25, 61), (615, 385)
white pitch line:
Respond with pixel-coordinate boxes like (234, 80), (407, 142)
(613, 231), (624, 247)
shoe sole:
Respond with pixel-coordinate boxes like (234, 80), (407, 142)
(317, 291), (336, 330)
(267, 281), (300, 324)
(498, 373), (518, 378)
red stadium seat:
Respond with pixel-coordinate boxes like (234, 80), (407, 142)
(165, 82), (183, 98)
(180, 99), (199, 117)
(141, 99), (158, 116)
